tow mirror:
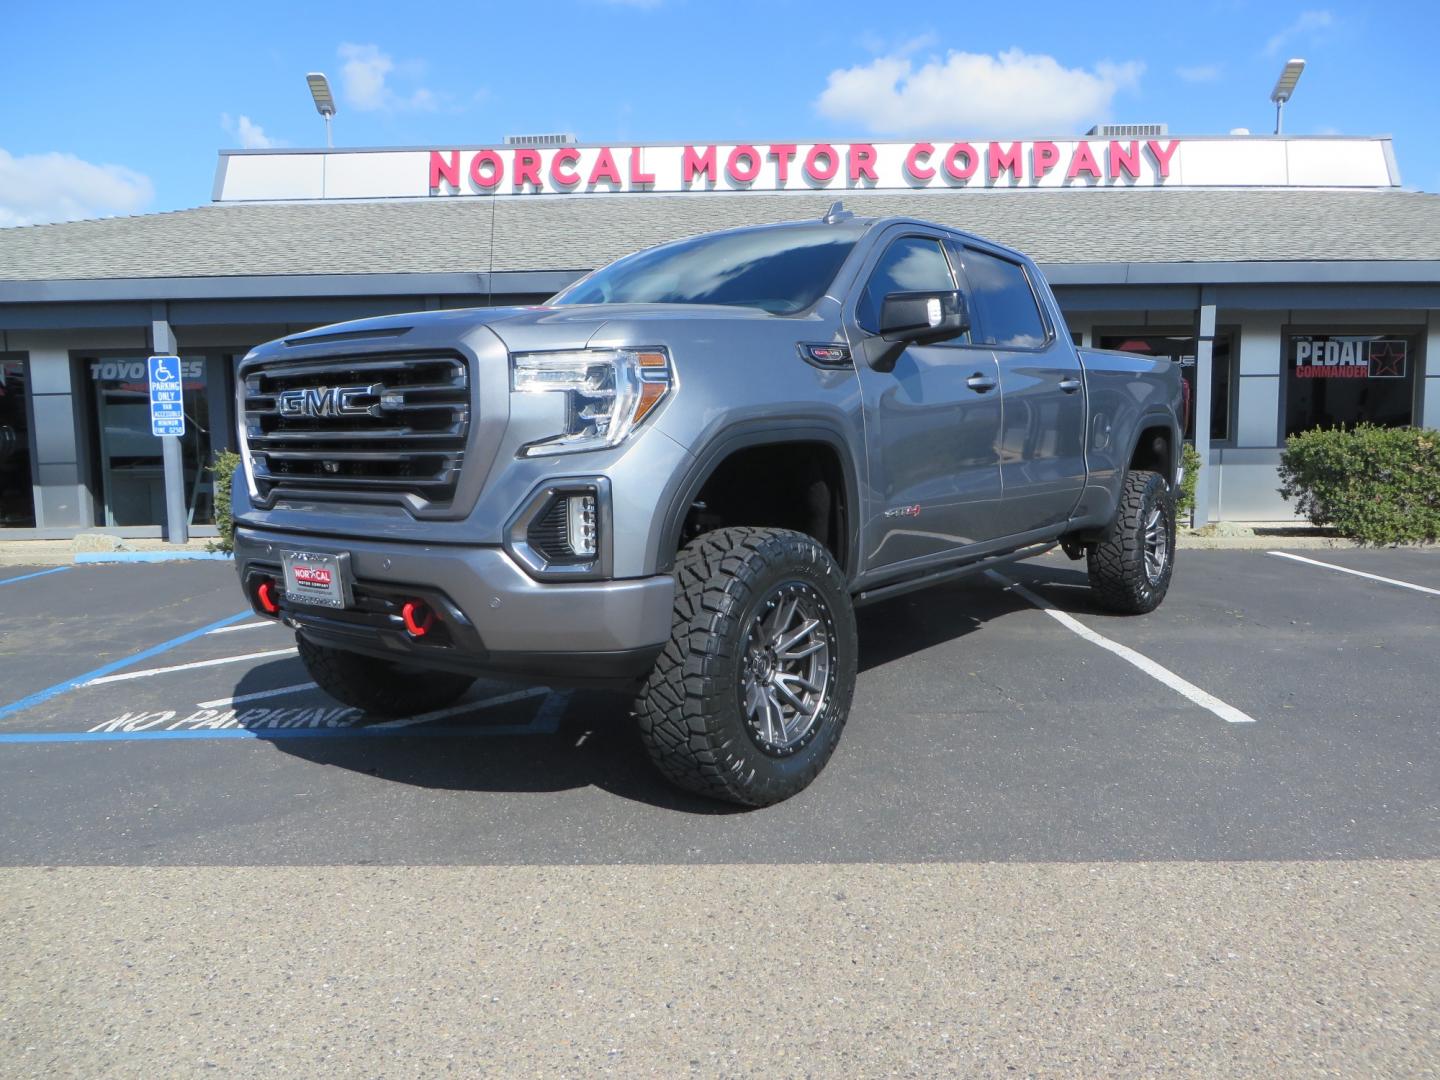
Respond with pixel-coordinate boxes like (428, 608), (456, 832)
(879, 289), (969, 345)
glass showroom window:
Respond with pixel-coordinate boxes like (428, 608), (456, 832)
(0, 358), (36, 528)
(1098, 332), (1235, 442)
(83, 356), (214, 526)
(1285, 332), (1419, 436)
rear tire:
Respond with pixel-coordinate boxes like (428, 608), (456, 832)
(634, 527), (857, 807)
(1087, 469), (1175, 614)
(296, 635), (476, 717)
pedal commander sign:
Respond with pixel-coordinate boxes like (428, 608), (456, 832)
(1293, 336), (1409, 380)
(213, 137), (1399, 202)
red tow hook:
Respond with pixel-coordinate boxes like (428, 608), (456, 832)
(401, 600), (435, 638)
(255, 579), (280, 615)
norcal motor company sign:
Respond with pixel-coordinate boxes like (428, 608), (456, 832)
(213, 137), (1399, 202)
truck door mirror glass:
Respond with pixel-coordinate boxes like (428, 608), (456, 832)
(878, 290), (970, 345)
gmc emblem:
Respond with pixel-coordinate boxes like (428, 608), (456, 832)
(277, 385), (375, 419)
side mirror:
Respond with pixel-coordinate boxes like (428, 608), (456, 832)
(879, 289), (970, 346)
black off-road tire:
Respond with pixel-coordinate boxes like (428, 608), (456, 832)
(1087, 469), (1176, 614)
(634, 527), (858, 807)
(296, 634), (476, 717)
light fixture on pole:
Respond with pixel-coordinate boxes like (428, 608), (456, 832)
(1270, 58), (1305, 135)
(306, 72), (336, 147)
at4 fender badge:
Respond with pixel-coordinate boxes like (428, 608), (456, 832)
(884, 504), (922, 519)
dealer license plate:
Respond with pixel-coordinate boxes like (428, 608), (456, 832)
(280, 550), (350, 609)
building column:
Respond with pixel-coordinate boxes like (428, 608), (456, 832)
(1192, 290), (1217, 527)
(150, 311), (189, 544)
(1424, 312), (1440, 429)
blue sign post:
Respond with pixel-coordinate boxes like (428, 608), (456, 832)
(147, 355), (186, 437)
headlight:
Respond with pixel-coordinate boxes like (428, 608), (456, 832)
(511, 347), (673, 456)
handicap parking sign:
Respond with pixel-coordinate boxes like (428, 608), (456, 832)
(147, 355), (185, 437)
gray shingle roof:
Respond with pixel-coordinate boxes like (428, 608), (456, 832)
(2, 188), (1439, 282)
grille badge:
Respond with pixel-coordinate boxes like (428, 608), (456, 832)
(276, 384), (378, 419)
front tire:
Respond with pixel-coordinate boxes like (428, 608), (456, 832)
(634, 527), (857, 807)
(1087, 469), (1175, 614)
(296, 635), (476, 717)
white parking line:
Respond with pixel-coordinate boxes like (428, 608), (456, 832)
(83, 648), (299, 687)
(197, 682), (320, 708)
(205, 621), (282, 635)
(1266, 551), (1440, 597)
(986, 570), (1257, 725)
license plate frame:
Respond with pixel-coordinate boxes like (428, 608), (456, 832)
(279, 549), (352, 610)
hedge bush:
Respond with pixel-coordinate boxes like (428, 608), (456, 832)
(1278, 425), (1440, 545)
(1175, 442), (1202, 524)
(209, 450), (243, 554)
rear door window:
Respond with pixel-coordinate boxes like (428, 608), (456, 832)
(857, 235), (957, 334)
(958, 247), (1049, 349)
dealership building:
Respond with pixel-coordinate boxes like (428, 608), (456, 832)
(1, 131), (1438, 538)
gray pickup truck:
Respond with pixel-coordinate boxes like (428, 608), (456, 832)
(232, 204), (1182, 805)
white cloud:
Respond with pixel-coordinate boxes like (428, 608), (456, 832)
(1177, 64), (1222, 83)
(815, 48), (1143, 136)
(1264, 10), (1333, 56)
(0, 147), (153, 228)
(338, 42), (437, 111)
(221, 113), (281, 149)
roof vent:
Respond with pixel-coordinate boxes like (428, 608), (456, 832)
(1086, 123), (1168, 138)
(503, 133), (578, 147)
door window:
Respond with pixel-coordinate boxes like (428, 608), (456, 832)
(84, 357), (214, 526)
(0, 358), (35, 528)
(958, 247), (1048, 348)
(857, 235), (956, 334)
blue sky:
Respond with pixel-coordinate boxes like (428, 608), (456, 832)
(2, 0), (1437, 225)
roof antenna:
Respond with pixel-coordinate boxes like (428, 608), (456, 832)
(822, 200), (853, 224)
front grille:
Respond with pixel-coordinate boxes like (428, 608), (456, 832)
(243, 353), (470, 505)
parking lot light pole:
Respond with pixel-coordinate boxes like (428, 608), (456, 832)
(306, 72), (336, 147)
(1271, 58), (1306, 135)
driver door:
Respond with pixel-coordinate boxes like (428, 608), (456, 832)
(849, 230), (1005, 575)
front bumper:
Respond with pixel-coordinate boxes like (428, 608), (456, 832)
(234, 525), (674, 685)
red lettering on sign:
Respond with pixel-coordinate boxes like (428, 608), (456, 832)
(848, 144), (878, 182)
(469, 150), (503, 190)
(1066, 142), (1103, 180)
(682, 145), (718, 183)
(550, 147), (581, 187)
(804, 144), (839, 183)
(767, 144), (797, 183)
(944, 143), (979, 181)
(1108, 140), (1141, 180)
(588, 147), (623, 186)
(988, 141), (1024, 181)
(294, 567), (332, 586)
(1031, 141), (1061, 180)
(513, 149), (542, 191)
(429, 150), (460, 191)
(726, 145), (761, 184)
(905, 142), (935, 182)
(629, 146), (655, 186)
(1147, 139), (1179, 178)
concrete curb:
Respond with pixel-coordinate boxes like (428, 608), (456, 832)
(73, 551), (233, 564)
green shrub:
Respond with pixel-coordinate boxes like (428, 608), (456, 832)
(1175, 442), (1202, 524)
(1279, 425), (1440, 545)
(209, 450), (243, 554)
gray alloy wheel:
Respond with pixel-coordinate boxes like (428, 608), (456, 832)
(739, 580), (837, 757)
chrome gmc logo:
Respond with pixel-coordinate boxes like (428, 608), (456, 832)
(277, 385), (373, 419)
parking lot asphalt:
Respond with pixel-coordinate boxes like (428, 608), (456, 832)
(0, 548), (1435, 866)
(2, 549), (1436, 1076)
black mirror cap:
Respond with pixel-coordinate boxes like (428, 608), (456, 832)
(878, 289), (970, 346)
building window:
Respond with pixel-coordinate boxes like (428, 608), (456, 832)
(1097, 332), (1235, 443)
(82, 356), (215, 526)
(1285, 332), (1418, 436)
(0, 358), (36, 528)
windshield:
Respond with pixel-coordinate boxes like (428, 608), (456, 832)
(552, 226), (860, 315)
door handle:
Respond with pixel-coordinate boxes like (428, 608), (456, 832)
(1059, 377), (1082, 393)
(966, 373), (998, 394)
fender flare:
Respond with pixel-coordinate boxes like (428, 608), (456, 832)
(647, 418), (864, 578)
(1125, 408), (1184, 484)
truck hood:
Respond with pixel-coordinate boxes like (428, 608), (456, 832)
(277, 302), (802, 357)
